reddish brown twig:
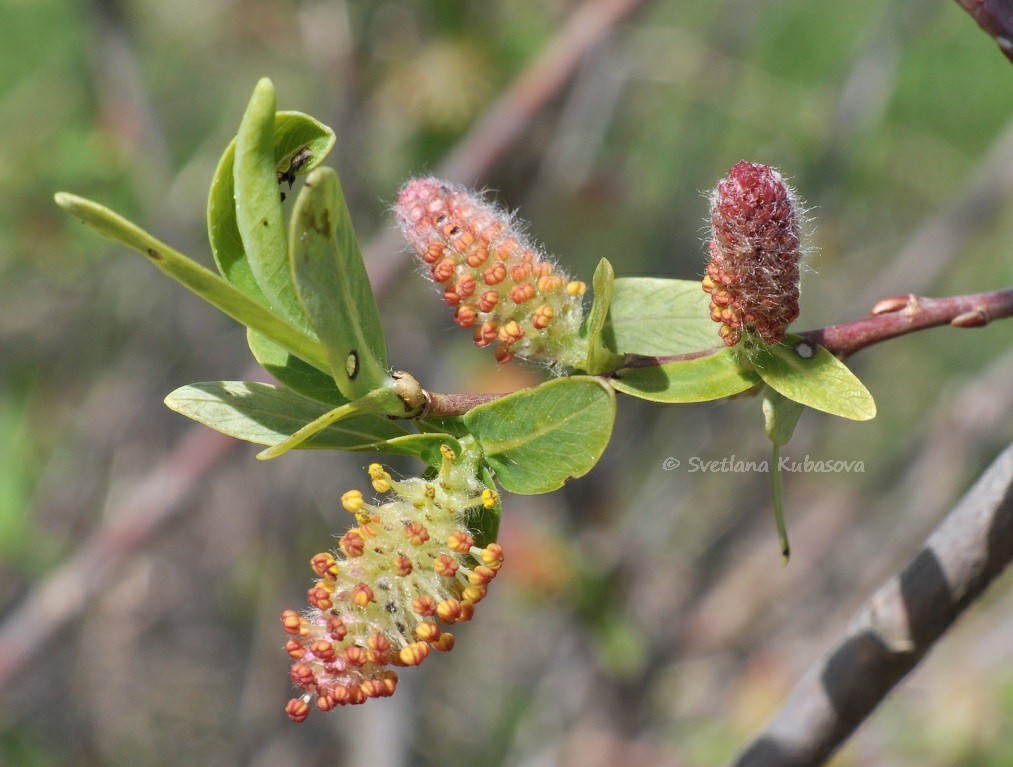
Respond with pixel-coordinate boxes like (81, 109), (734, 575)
(728, 443), (1013, 767)
(419, 288), (1013, 417)
(804, 288), (1013, 358)
(953, 1), (1013, 62)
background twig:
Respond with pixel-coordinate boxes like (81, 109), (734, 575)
(729, 442), (1013, 767)
(953, 0), (1013, 62)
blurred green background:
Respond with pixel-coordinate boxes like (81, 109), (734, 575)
(0, 0), (1010, 765)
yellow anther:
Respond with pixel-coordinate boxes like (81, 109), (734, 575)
(341, 489), (364, 513)
(369, 464), (391, 493)
(481, 488), (498, 509)
(566, 280), (587, 296)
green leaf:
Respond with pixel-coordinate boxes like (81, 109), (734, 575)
(583, 258), (622, 374)
(380, 433), (463, 469)
(750, 335), (876, 421)
(256, 390), (396, 460)
(208, 109), (335, 326)
(54, 193), (329, 371)
(290, 166), (390, 399)
(415, 416), (471, 439)
(164, 381), (407, 450)
(233, 79), (307, 328)
(472, 464), (501, 548)
(603, 277), (720, 356)
(762, 387), (805, 446)
(247, 329), (345, 405)
(609, 347), (760, 403)
(463, 377), (616, 494)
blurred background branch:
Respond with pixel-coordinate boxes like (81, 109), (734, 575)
(953, 0), (1013, 62)
(731, 442), (1013, 767)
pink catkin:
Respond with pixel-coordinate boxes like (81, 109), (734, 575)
(395, 178), (586, 369)
(703, 161), (802, 347)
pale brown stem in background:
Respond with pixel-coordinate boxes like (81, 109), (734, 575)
(728, 443), (1013, 767)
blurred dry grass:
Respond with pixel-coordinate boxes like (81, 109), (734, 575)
(0, 1), (1011, 765)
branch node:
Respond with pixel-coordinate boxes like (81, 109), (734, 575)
(870, 295), (911, 316)
(951, 307), (990, 328)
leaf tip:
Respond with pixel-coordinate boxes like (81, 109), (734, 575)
(254, 76), (275, 95)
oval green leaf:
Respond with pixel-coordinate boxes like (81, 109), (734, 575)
(609, 347), (760, 403)
(750, 335), (877, 421)
(463, 377), (616, 494)
(208, 109), (335, 330)
(54, 193), (329, 371)
(290, 166), (390, 399)
(247, 329), (344, 405)
(233, 79), (309, 329)
(603, 277), (720, 356)
(164, 381), (407, 450)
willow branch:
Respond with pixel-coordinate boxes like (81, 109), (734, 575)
(953, 0), (1013, 62)
(419, 288), (1013, 417)
(728, 442), (1013, 767)
(804, 288), (1013, 359)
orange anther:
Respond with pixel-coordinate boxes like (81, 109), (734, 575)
(432, 258), (457, 283)
(281, 609), (302, 636)
(467, 247), (490, 267)
(339, 530), (365, 558)
(316, 692), (337, 711)
(447, 531), (474, 553)
(325, 616), (347, 640)
(434, 553), (459, 578)
(483, 262), (507, 285)
(432, 632), (456, 652)
(345, 646), (368, 667)
(311, 640), (337, 662)
(469, 565), (496, 586)
(413, 595), (438, 616)
(477, 290), (499, 312)
(352, 583), (375, 607)
(509, 283), (536, 304)
(395, 553), (413, 576)
(532, 305), (554, 329)
(290, 663), (315, 687)
(454, 305), (477, 328)
(415, 621), (442, 642)
(423, 242), (444, 264)
(405, 521), (430, 546)
(436, 598), (462, 623)
(306, 586), (333, 610)
(398, 641), (431, 666)
(482, 543), (504, 570)
(286, 698), (310, 722)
